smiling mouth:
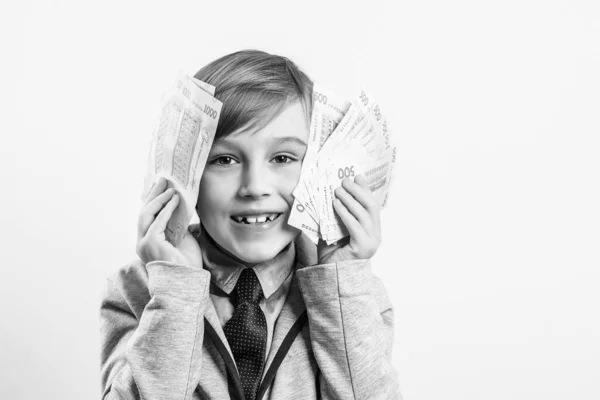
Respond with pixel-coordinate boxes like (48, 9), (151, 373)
(230, 213), (282, 225)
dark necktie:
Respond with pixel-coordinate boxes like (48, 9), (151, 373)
(224, 268), (267, 400)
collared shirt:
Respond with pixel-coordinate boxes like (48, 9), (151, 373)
(196, 228), (296, 357)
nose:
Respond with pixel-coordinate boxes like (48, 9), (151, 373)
(237, 162), (274, 199)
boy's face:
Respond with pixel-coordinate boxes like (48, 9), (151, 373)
(197, 101), (309, 264)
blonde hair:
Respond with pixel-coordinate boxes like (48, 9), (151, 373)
(194, 50), (313, 139)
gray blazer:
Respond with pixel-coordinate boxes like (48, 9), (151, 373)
(100, 232), (402, 399)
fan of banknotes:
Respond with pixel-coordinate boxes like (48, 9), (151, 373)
(288, 85), (397, 245)
(141, 71), (223, 246)
(142, 73), (396, 247)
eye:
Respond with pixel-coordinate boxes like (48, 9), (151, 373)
(272, 155), (296, 164)
(211, 156), (238, 165)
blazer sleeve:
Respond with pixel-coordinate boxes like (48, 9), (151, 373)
(296, 259), (402, 400)
(99, 260), (212, 400)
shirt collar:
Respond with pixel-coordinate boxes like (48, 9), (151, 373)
(194, 225), (296, 300)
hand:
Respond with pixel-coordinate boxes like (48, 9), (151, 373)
(317, 174), (382, 265)
(136, 177), (202, 267)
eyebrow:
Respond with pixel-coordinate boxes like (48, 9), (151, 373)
(272, 137), (308, 148)
(215, 136), (308, 148)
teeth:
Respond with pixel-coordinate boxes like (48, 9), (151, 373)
(232, 213), (280, 224)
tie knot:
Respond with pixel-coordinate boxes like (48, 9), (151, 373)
(235, 268), (263, 304)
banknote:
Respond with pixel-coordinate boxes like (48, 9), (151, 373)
(142, 71), (222, 246)
(298, 85), (351, 174)
(290, 86), (352, 240)
(319, 146), (392, 243)
(292, 86), (350, 220)
(190, 77), (216, 96)
(314, 90), (373, 157)
(314, 91), (385, 236)
(288, 88), (397, 245)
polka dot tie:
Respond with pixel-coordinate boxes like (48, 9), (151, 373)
(224, 268), (267, 400)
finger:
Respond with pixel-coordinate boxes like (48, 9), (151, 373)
(355, 174), (382, 228)
(144, 177), (168, 205)
(138, 188), (176, 237)
(334, 186), (373, 229)
(342, 176), (378, 214)
(354, 174), (370, 189)
(145, 188), (176, 217)
(333, 198), (369, 244)
(148, 193), (180, 236)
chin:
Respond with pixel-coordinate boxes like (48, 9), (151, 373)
(231, 241), (288, 264)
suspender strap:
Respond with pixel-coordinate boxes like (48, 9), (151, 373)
(204, 319), (246, 400)
(256, 311), (308, 400)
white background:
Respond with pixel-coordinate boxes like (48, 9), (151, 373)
(1, 0), (599, 399)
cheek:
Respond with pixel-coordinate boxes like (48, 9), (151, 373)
(196, 174), (230, 218)
(279, 164), (302, 201)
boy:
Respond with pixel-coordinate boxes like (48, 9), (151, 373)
(100, 50), (401, 400)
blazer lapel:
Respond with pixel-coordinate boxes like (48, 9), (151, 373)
(261, 232), (317, 378)
(261, 270), (306, 379)
(203, 300), (246, 400)
(204, 297), (234, 358)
